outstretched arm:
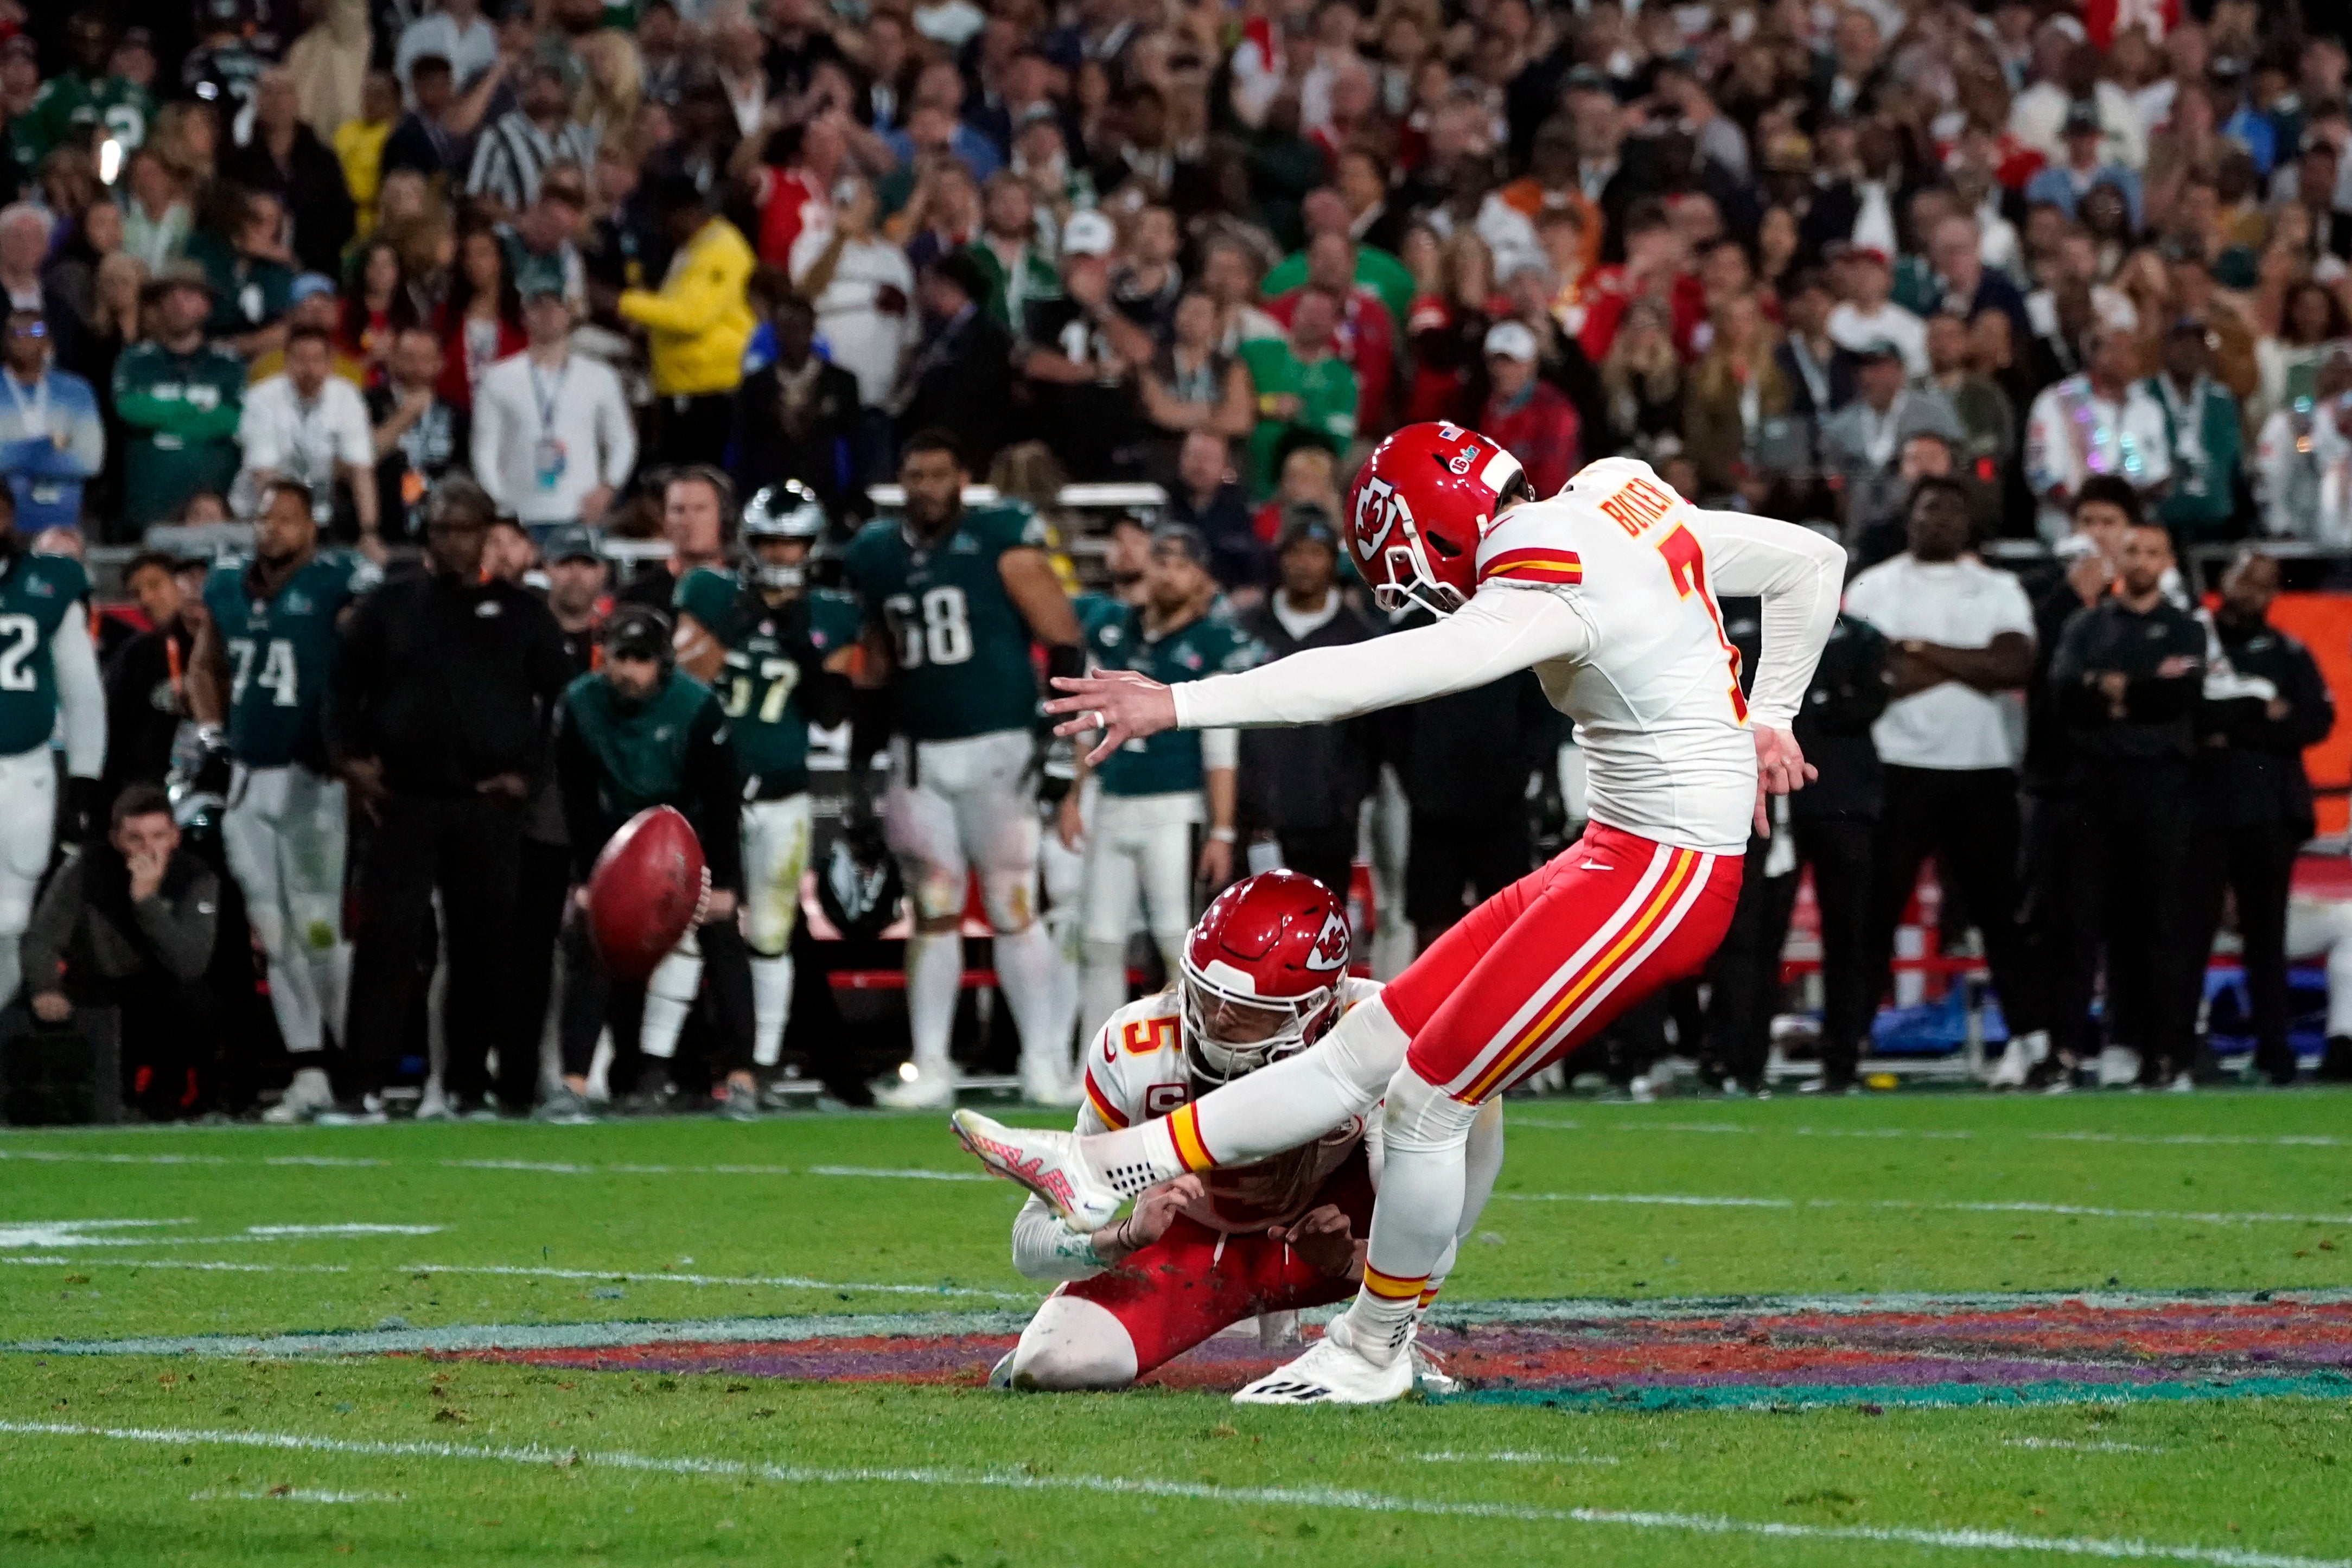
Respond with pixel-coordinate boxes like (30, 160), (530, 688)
(1683, 508), (1844, 731)
(1047, 588), (1592, 767)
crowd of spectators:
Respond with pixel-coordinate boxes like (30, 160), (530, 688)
(0, 0), (2349, 1119)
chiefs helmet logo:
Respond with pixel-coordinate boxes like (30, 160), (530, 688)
(1353, 474), (1401, 556)
(1303, 909), (1350, 972)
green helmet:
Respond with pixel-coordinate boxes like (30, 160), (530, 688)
(741, 481), (828, 591)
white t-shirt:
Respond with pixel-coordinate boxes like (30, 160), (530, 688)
(235, 374), (373, 511)
(1841, 554), (2035, 771)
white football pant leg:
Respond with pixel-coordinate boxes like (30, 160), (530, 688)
(639, 925), (704, 1061)
(884, 740), (968, 1080)
(2287, 896), (2352, 1040)
(1133, 800), (1195, 978)
(1367, 764), (1414, 979)
(0, 749), (53, 1006)
(951, 732), (1060, 1079)
(285, 766), (352, 1046)
(1035, 781), (1093, 1083)
(1079, 798), (1146, 1051)
(1007, 1292), (1139, 1390)
(741, 794), (812, 1068)
(222, 767), (325, 1055)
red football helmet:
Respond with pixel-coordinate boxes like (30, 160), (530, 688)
(1346, 421), (1531, 616)
(1180, 870), (1352, 1085)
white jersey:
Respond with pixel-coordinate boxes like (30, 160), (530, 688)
(1077, 979), (1385, 1235)
(1172, 457), (1845, 856)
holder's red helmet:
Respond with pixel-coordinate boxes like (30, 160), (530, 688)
(1180, 870), (1351, 1085)
(1346, 421), (1531, 616)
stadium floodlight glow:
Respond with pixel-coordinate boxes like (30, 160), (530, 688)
(897, 1062), (919, 1082)
(97, 138), (122, 186)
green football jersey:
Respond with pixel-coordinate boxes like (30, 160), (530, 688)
(559, 667), (719, 823)
(0, 553), (90, 758)
(842, 503), (1049, 742)
(18, 73), (154, 164)
(202, 551), (377, 770)
(1084, 604), (1260, 797)
(673, 570), (857, 798)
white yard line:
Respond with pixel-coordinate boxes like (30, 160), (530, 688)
(0, 1419), (2339, 1568)
(2004, 1438), (2166, 1455)
(1506, 1120), (2344, 1149)
(188, 1488), (403, 1503)
(804, 1165), (996, 1182)
(1418, 1451), (1622, 1464)
(1496, 1193), (2352, 1225)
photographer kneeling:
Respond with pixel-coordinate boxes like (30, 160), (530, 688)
(21, 786), (220, 1117)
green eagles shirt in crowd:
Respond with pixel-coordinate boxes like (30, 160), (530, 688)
(114, 339), (246, 528)
(843, 503), (1049, 743)
(0, 553), (90, 758)
(2147, 374), (2245, 543)
(559, 667), (719, 824)
(186, 231), (297, 341)
(1236, 339), (1359, 490)
(1082, 601), (1259, 798)
(673, 568), (860, 798)
(201, 550), (378, 771)
(14, 72), (153, 169)
(1257, 245), (1414, 336)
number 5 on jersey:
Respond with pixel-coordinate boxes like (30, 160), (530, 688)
(227, 636), (302, 708)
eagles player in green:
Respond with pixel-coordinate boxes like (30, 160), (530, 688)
(843, 429), (1085, 1107)
(670, 481), (854, 1087)
(189, 479), (380, 1124)
(1057, 524), (1258, 1046)
(0, 525), (106, 1012)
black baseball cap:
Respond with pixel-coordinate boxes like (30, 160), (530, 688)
(601, 604), (672, 661)
(544, 524), (602, 564)
(1151, 522), (1210, 566)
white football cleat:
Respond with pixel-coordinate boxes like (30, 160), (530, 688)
(260, 1067), (335, 1125)
(413, 1081), (455, 1122)
(1409, 1340), (1461, 1395)
(949, 1107), (1123, 1231)
(2096, 1046), (2143, 1088)
(1231, 1314), (1415, 1406)
(875, 1068), (959, 1111)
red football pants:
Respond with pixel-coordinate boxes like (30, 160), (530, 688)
(1382, 823), (1743, 1101)
(1056, 1148), (1376, 1377)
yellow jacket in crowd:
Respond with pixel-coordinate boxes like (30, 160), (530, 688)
(620, 216), (756, 398)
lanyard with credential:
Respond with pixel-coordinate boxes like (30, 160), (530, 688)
(528, 359), (569, 439)
(0, 371), (48, 441)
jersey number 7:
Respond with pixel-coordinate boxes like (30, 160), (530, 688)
(1654, 524), (1748, 724)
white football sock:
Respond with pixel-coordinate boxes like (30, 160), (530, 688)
(904, 929), (963, 1078)
(1078, 938), (1130, 1058)
(640, 941), (704, 1061)
(1346, 1065), (1479, 1367)
(750, 953), (794, 1068)
(1080, 995), (1407, 1198)
(1422, 1099), (1506, 1312)
(1038, 907), (1082, 1081)
(989, 923), (1065, 1082)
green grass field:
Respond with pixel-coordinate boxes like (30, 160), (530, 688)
(1, 1088), (2347, 1565)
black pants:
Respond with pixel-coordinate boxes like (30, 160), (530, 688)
(652, 392), (736, 468)
(2190, 820), (2298, 1083)
(2050, 762), (2200, 1076)
(79, 973), (221, 1119)
(504, 837), (573, 1107)
(1273, 825), (1358, 906)
(345, 793), (524, 1102)
(559, 912), (756, 1091)
(1865, 766), (2044, 1036)
(1705, 819), (1873, 1087)
(1406, 811), (1532, 945)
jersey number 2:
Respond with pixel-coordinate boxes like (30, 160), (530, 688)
(1654, 524), (1749, 723)
(0, 614), (37, 693)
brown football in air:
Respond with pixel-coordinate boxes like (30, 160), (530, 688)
(586, 806), (709, 983)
